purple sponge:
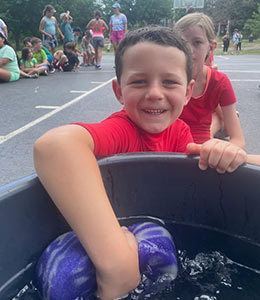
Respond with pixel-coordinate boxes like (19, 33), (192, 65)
(34, 222), (178, 299)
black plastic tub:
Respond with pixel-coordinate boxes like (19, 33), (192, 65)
(1, 153), (260, 299)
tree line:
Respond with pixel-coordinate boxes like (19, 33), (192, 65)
(0, 0), (259, 49)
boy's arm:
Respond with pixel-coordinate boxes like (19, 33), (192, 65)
(34, 125), (140, 299)
(187, 139), (247, 173)
(221, 103), (245, 148)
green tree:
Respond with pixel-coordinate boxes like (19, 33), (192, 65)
(101, 0), (173, 28)
(0, 0), (99, 49)
(203, 0), (258, 33)
(243, 3), (260, 38)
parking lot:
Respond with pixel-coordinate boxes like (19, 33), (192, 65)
(0, 54), (260, 187)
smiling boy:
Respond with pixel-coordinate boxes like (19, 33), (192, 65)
(34, 26), (247, 300)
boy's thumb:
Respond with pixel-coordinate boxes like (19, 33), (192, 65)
(186, 142), (202, 155)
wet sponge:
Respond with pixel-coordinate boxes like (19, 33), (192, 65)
(34, 222), (178, 299)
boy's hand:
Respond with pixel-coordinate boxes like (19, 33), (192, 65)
(187, 139), (247, 173)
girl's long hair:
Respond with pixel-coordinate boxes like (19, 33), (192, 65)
(0, 32), (21, 67)
(42, 4), (55, 16)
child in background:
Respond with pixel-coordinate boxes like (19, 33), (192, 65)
(39, 4), (64, 55)
(81, 30), (94, 66)
(34, 26), (248, 300)
(58, 42), (79, 72)
(175, 13), (245, 148)
(31, 37), (49, 75)
(20, 47), (39, 78)
(60, 11), (74, 47)
(52, 49), (68, 71)
(73, 26), (82, 56)
(24, 37), (54, 67)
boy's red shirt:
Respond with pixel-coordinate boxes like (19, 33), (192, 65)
(74, 109), (193, 156)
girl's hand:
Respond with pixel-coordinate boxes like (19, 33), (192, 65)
(187, 139), (247, 173)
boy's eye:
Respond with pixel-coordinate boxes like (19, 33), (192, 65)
(163, 80), (177, 86)
(131, 80), (145, 85)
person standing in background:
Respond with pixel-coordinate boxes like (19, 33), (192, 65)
(222, 31), (230, 54)
(232, 28), (239, 55)
(0, 19), (8, 39)
(60, 11), (74, 48)
(109, 3), (127, 54)
(39, 4), (64, 55)
(237, 31), (243, 51)
(87, 10), (108, 69)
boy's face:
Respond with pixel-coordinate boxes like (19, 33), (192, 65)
(33, 41), (43, 52)
(66, 48), (74, 53)
(112, 42), (193, 134)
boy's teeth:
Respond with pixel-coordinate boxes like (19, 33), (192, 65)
(145, 109), (164, 114)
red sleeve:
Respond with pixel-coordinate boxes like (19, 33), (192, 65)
(73, 111), (139, 156)
(213, 70), (237, 107)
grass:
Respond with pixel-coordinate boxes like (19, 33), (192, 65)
(215, 38), (260, 55)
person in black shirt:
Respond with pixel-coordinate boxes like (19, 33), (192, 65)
(63, 42), (79, 71)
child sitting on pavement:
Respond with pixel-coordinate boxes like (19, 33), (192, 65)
(21, 47), (52, 77)
(53, 42), (79, 72)
(34, 26), (248, 300)
(52, 49), (69, 71)
(81, 30), (95, 66)
(31, 37), (49, 75)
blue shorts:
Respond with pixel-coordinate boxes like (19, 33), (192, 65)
(43, 35), (58, 49)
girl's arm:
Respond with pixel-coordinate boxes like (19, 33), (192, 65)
(55, 18), (64, 40)
(102, 20), (109, 31)
(0, 57), (10, 68)
(34, 125), (140, 300)
(86, 19), (93, 30)
(221, 104), (245, 148)
(124, 22), (127, 33)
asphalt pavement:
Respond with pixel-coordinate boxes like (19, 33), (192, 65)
(0, 54), (260, 187)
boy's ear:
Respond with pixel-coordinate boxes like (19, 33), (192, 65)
(112, 79), (124, 105)
(184, 79), (195, 105)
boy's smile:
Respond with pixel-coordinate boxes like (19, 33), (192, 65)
(113, 42), (193, 134)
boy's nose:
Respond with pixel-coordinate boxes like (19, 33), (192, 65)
(145, 83), (163, 101)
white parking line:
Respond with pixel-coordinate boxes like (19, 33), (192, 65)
(70, 90), (88, 93)
(35, 105), (60, 109)
(0, 77), (115, 145)
(221, 70), (260, 73)
(230, 79), (260, 82)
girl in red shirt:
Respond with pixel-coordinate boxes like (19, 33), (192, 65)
(175, 13), (245, 148)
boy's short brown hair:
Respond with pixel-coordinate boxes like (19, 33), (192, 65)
(23, 37), (32, 46)
(65, 42), (76, 51)
(115, 25), (192, 84)
(31, 37), (42, 46)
